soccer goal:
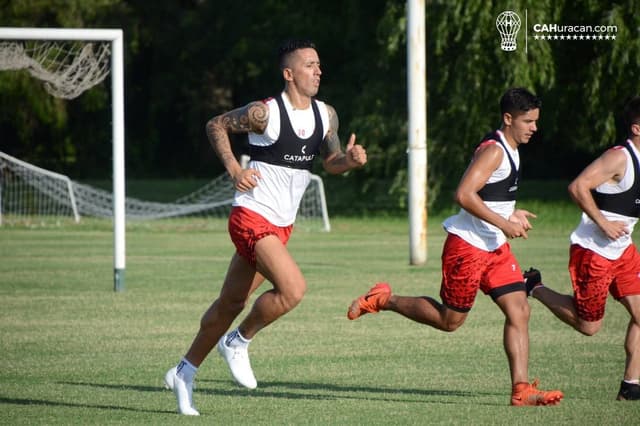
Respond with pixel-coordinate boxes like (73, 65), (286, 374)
(0, 27), (126, 292)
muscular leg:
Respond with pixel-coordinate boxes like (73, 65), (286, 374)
(236, 235), (306, 339)
(619, 295), (640, 380)
(532, 286), (602, 336)
(184, 253), (264, 366)
(494, 291), (530, 385)
(385, 295), (468, 332)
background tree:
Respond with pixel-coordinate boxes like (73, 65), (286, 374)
(1, 0), (639, 214)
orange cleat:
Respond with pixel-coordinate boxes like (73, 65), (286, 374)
(511, 379), (563, 406)
(347, 283), (391, 320)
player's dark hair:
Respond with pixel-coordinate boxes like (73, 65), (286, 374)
(278, 39), (316, 70)
(500, 87), (542, 116)
(622, 95), (640, 135)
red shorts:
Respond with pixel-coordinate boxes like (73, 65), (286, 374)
(228, 207), (293, 266)
(568, 244), (640, 321)
(440, 233), (525, 312)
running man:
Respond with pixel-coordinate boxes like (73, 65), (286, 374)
(165, 39), (368, 415)
(348, 87), (563, 406)
(527, 95), (640, 401)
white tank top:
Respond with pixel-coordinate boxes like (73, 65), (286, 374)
(570, 141), (639, 260)
(233, 93), (330, 226)
(443, 130), (519, 251)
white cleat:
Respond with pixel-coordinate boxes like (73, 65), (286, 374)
(164, 366), (196, 390)
(163, 366), (177, 390)
(164, 367), (199, 416)
(217, 335), (258, 389)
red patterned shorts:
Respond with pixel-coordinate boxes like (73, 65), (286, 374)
(440, 233), (524, 312)
(228, 206), (293, 266)
(568, 244), (640, 321)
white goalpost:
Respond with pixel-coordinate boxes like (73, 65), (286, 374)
(0, 27), (126, 292)
(407, 0), (427, 265)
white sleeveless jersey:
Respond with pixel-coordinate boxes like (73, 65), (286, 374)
(443, 130), (519, 251)
(233, 93), (330, 226)
(570, 141), (639, 260)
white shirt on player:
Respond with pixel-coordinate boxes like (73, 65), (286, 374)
(570, 141), (639, 260)
(233, 92), (330, 226)
(443, 130), (519, 251)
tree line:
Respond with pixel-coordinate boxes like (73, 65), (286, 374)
(1, 0), (639, 210)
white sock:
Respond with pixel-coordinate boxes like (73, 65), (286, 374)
(529, 283), (544, 296)
(176, 357), (197, 383)
(623, 379), (640, 385)
(226, 328), (251, 348)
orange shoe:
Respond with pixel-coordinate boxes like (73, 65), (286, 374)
(347, 283), (391, 320)
(511, 379), (563, 406)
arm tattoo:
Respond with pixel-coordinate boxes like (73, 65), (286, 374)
(246, 102), (269, 132)
(205, 120), (236, 169)
(205, 101), (269, 172)
(320, 104), (342, 159)
(222, 102), (268, 134)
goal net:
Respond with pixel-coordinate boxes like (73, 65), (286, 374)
(0, 38), (111, 99)
(0, 150), (331, 231)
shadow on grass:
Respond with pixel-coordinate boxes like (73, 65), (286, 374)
(0, 395), (175, 414)
(55, 379), (503, 406)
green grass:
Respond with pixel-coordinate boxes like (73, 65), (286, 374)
(1, 212), (638, 425)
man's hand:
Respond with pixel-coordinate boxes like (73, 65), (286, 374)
(502, 220), (529, 239)
(345, 133), (367, 168)
(598, 219), (630, 241)
(509, 209), (537, 231)
(232, 168), (262, 192)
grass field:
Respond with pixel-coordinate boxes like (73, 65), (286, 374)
(1, 209), (639, 424)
